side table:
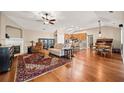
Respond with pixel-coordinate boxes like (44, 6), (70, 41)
(64, 48), (73, 59)
(28, 46), (33, 54)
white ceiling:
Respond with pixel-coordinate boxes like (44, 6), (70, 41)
(2, 11), (124, 33)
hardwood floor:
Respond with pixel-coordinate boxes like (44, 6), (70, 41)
(0, 49), (123, 82)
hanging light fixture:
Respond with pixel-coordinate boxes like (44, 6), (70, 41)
(98, 20), (102, 38)
(33, 11), (56, 25)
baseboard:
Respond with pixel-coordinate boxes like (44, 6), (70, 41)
(80, 47), (87, 50)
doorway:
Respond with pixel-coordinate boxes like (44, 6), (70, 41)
(88, 35), (93, 49)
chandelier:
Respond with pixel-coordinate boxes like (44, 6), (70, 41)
(98, 20), (102, 38)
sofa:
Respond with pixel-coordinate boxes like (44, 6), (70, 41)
(49, 43), (65, 57)
(49, 43), (72, 57)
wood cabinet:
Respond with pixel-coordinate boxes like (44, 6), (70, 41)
(0, 46), (14, 72)
(39, 38), (55, 49)
(64, 33), (87, 40)
(96, 38), (113, 46)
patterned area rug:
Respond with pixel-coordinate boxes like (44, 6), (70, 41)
(14, 54), (70, 82)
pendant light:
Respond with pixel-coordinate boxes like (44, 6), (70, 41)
(98, 20), (102, 38)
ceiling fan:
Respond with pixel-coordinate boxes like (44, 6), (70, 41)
(36, 12), (56, 25)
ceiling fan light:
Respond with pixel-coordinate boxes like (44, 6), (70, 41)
(34, 11), (56, 25)
(44, 20), (49, 24)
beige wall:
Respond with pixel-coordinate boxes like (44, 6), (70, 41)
(75, 26), (121, 48)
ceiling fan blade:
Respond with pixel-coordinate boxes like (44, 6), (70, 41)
(49, 21), (55, 24)
(42, 16), (45, 19)
(49, 19), (56, 21)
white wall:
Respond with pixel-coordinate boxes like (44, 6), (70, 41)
(122, 27), (124, 63)
(123, 30), (124, 63)
(0, 13), (23, 45)
(75, 26), (121, 49)
(0, 12), (1, 42)
(57, 29), (64, 44)
(0, 13), (6, 45)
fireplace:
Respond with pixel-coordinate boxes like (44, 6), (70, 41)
(14, 45), (20, 54)
(5, 38), (24, 54)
